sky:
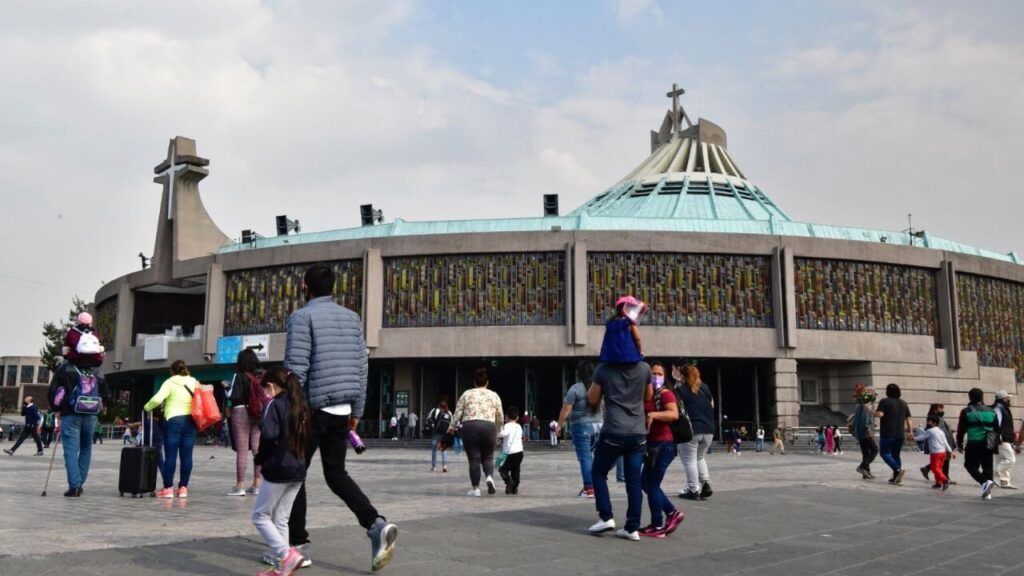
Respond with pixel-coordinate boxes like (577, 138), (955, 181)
(1, 1), (1023, 356)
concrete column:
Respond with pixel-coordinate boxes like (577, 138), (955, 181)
(782, 247), (797, 349)
(113, 281), (134, 364)
(571, 239), (588, 345)
(772, 358), (800, 429)
(203, 262), (226, 356)
(363, 248), (383, 348)
(771, 247), (786, 348)
(936, 260), (960, 368)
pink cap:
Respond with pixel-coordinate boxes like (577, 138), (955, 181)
(615, 295), (640, 308)
(77, 312), (93, 325)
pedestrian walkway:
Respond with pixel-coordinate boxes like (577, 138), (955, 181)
(0, 444), (1022, 575)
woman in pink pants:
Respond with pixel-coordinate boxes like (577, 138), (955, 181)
(225, 349), (263, 496)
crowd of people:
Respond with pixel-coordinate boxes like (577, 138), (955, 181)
(6, 269), (1023, 574)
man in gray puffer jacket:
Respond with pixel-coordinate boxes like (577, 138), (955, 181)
(286, 264), (397, 573)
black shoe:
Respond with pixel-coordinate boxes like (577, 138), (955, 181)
(505, 483), (512, 494)
(678, 491), (701, 501)
(920, 465), (930, 480)
(63, 488), (82, 497)
(511, 482), (519, 495)
(3, 449), (12, 456)
(700, 481), (713, 499)
(35, 451), (44, 456)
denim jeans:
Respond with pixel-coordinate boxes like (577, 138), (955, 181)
(642, 441), (678, 527)
(571, 422), (600, 489)
(878, 437), (903, 475)
(592, 432), (646, 532)
(430, 433), (448, 469)
(162, 415), (197, 488)
(61, 413), (98, 490)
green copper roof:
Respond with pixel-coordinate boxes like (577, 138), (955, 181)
(216, 213), (1020, 265)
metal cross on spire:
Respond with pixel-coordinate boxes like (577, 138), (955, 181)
(666, 83), (690, 133)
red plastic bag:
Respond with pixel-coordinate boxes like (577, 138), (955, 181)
(190, 383), (222, 431)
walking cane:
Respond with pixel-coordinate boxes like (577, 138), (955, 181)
(41, 429), (62, 497)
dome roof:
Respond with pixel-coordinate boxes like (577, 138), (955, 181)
(571, 86), (789, 223)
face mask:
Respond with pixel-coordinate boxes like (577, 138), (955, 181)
(652, 375), (665, 389)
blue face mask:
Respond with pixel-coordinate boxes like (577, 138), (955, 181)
(652, 375), (665, 389)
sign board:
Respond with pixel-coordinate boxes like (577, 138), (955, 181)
(243, 335), (270, 361)
(217, 334), (270, 363)
(215, 336), (243, 365)
(395, 391), (409, 408)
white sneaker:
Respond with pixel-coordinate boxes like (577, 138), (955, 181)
(984, 494), (993, 500)
(981, 480), (995, 499)
(588, 518), (615, 533)
(1000, 483), (1018, 489)
(485, 477), (496, 495)
(225, 487), (246, 496)
(467, 488), (481, 497)
(615, 528), (640, 541)
(245, 486), (260, 496)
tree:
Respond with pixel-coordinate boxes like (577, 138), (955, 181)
(40, 296), (91, 372)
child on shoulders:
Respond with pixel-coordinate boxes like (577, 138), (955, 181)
(598, 296), (647, 363)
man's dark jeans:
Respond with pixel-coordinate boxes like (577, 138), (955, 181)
(963, 440), (994, 485)
(878, 437), (903, 475)
(857, 436), (878, 472)
(289, 411), (379, 545)
(591, 432), (645, 533)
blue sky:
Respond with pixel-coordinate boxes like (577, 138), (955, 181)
(0, 0), (1022, 355)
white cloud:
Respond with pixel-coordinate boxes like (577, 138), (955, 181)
(611, 0), (663, 25)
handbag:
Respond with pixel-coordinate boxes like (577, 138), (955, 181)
(185, 382), (222, 431)
(495, 451), (508, 469)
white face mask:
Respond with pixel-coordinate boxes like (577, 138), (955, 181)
(652, 375), (665, 389)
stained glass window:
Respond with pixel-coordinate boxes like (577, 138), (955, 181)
(383, 253), (566, 327)
(95, 297), (118, 352)
(587, 253), (773, 327)
(224, 261), (363, 336)
(957, 273), (1024, 381)
(794, 258), (939, 340)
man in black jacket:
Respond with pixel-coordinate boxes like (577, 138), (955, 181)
(3, 396), (44, 456)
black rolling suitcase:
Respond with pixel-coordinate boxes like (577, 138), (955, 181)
(119, 413), (158, 497)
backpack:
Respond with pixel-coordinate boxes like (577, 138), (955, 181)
(245, 372), (272, 421)
(662, 387), (693, 444)
(75, 327), (103, 355)
(69, 368), (102, 414)
(429, 409), (452, 435)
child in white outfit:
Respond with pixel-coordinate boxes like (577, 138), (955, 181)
(498, 408), (525, 494)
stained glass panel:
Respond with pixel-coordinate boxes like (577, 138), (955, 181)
(957, 273), (1024, 381)
(94, 297), (118, 352)
(587, 253), (774, 327)
(794, 258), (939, 340)
(383, 253), (566, 327)
(224, 261), (363, 336)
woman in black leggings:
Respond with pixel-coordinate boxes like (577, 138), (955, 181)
(450, 368), (505, 496)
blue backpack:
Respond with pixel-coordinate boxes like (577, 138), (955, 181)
(69, 367), (102, 414)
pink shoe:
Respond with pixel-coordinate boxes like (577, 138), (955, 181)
(156, 487), (174, 499)
(258, 547), (304, 576)
(664, 509), (684, 535)
(176, 486), (189, 499)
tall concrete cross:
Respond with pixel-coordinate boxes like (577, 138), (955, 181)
(666, 83), (686, 133)
(155, 142), (188, 220)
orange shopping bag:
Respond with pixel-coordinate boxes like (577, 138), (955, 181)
(190, 383), (222, 431)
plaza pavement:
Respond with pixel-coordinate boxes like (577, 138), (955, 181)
(0, 441), (1022, 576)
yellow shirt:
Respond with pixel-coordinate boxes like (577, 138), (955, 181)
(143, 375), (197, 420)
